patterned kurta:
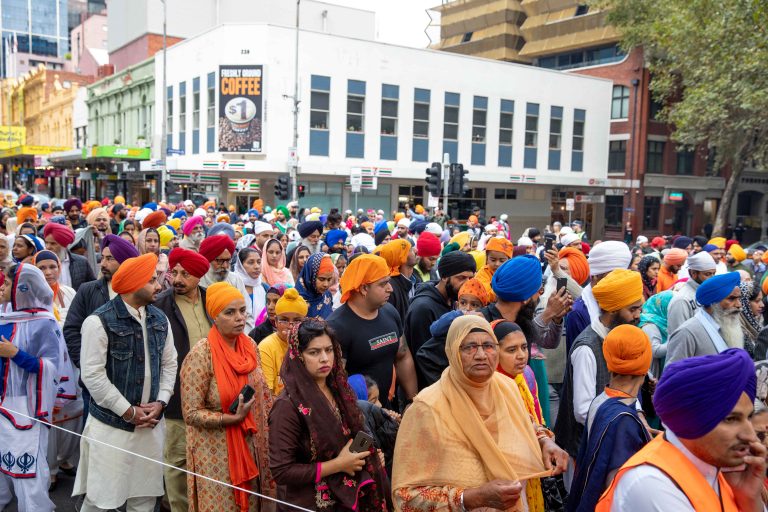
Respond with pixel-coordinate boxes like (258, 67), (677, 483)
(181, 337), (276, 512)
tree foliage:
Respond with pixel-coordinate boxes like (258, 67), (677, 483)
(598, 0), (768, 235)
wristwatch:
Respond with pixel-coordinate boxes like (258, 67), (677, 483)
(158, 400), (168, 410)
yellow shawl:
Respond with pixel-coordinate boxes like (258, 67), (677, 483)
(391, 315), (545, 511)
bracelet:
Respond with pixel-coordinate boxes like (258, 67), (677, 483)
(219, 412), (224, 428)
(460, 490), (468, 512)
(126, 406), (136, 423)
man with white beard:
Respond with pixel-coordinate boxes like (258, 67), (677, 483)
(667, 272), (743, 363)
(179, 216), (205, 251)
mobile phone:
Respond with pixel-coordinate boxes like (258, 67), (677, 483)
(556, 277), (568, 293)
(229, 384), (256, 414)
(349, 431), (375, 453)
(544, 233), (556, 252)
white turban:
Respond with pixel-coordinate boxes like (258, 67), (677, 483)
(252, 221), (273, 235)
(351, 233), (376, 252)
(135, 207), (153, 224)
(425, 223), (443, 236)
(560, 233), (581, 247)
(687, 251), (716, 271)
(397, 218), (411, 228)
(194, 208), (207, 218)
(587, 240), (632, 276)
(263, 213), (276, 222)
(517, 236), (534, 247)
(636, 235), (649, 244)
(485, 224), (499, 233)
(559, 226), (574, 236)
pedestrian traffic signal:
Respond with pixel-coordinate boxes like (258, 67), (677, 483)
(425, 162), (442, 196)
(274, 175), (291, 200)
(298, 184), (306, 198)
(449, 163), (469, 196)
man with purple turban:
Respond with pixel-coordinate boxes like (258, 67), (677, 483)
(667, 271), (743, 364)
(598, 349), (765, 511)
(64, 197), (86, 230)
(43, 221), (95, 291)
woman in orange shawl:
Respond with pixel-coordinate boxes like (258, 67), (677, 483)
(392, 315), (567, 511)
(181, 282), (275, 511)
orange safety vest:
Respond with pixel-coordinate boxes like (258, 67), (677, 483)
(596, 434), (739, 512)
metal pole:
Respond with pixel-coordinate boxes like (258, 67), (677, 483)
(290, 0), (300, 202)
(441, 152), (450, 215)
(160, 0), (168, 203)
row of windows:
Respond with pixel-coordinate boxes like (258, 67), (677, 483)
(608, 139), (711, 175)
(309, 75), (587, 171)
(167, 73), (216, 154)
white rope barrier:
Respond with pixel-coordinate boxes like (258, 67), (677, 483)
(0, 405), (315, 512)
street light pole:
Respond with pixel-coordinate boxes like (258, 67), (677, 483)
(290, 0), (300, 202)
(160, 0), (168, 203)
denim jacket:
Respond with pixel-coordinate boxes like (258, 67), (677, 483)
(88, 295), (168, 432)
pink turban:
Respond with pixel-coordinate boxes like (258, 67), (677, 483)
(182, 216), (204, 236)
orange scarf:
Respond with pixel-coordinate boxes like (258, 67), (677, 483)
(208, 325), (260, 511)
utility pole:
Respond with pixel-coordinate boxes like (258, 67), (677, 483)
(160, 0), (168, 203)
(442, 152), (450, 214)
(290, 0), (300, 202)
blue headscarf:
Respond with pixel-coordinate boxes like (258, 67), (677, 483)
(695, 271), (740, 306)
(295, 252), (334, 320)
(348, 374), (368, 401)
(639, 290), (674, 344)
(491, 255), (542, 302)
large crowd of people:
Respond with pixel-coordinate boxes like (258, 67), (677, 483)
(0, 193), (767, 512)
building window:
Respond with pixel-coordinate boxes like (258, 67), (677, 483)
(412, 88), (430, 162)
(572, 109), (585, 172)
(548, 106), (563, 170)
(472, 97), (487, 143)
(381, 85), (398, 135)
(706, 147), (718, 176)
(608, 140), (627, 173)
(310, 75), (331, 156)
(461, 32), (473, 43)
(611, 85), (630, 119)
(193, 80), (200, 127)
(207, 73), (215, 128)
(605, 195), (623, 228)
(179, 82), (187, 133)
(646, 141), (664, 173)
(643, 196), (661, 230)
(166, 86), (173, 134)
(649, 97), (663, 120)
(676, 149), (695, 175)
(536, 44), (625, 71)
(575, 4), (589, 15)
(494, 188), (517, 200)
(443, 94), (459, 141)
(346, 80), (365, 133)
(498, 99), (514, 167)
(524, 103), (539, 168)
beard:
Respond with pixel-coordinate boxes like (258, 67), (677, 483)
(711, 304), (744, 349)
(209, 268), (229, 283)
(446, 280), (460, 301)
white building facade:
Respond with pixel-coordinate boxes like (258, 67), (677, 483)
(154, 23), (612, 234)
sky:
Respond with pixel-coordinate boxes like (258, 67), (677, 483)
(320, 0), (442, 48)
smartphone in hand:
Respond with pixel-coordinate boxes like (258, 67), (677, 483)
(349, 431), (375, 453)
(229, 384), (256, 414)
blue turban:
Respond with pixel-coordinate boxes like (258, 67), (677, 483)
(703, 243), (718, 253)
(298, 221), (323, 239)
(348, 374), (368, 401)
(374, 220), (388, 235)
(409, 220), (429, 235)
(325, 229), (347, 248)
(492, 255), (543, 302)
(672, 236), (692, 250)
(654, 348), (756, 439)
(143, 202), (158, 211)
(172, 210), (186, 220)
(207, 222), (235, 240)
(50, 215), (67, 226)
(695, 271), (740, 307)
(247, 209), (259, 218)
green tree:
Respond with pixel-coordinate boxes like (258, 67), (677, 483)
(599, 0), (768, 236)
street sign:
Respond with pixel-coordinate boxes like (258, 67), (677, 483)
(350, 167), (363, 193)
(427, 193), (439, 208)
(565, 198), (575, 211)
(624, 207), (635, 212)
(167, 148), (185, 156)
(288, 147), (298, 167)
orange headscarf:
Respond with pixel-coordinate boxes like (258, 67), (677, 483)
(558, 247), (590, 286)
(602, 324), (652, 376)
(458, 277), (489, 306)
(374, 239), (411, 276)
(16, 207), (37, 225)
(486, 237), (513, 258)
(111, 253), (158, 294)
(339, 254), (389, 303)
(206, 282), (260, 510)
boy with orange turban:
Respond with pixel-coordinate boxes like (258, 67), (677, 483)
(656, 248), (687, 292)
(75, 252), (178, 511)
(475, 236), (513, 302)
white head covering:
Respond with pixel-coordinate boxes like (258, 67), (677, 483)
(560, 233), (580, 247)
(351, 233), (376, 252)
(135, 207), (153, 224)
(559, 226), (574, 237)
(486, 224), (499, 233)
(193, 207), (207, 218)
(687, 251), (716, 271)
(500, 214), (508, 221)
(587, 240), (632, 276)
(516, 236), (534, 247)
(264, 213), (276, 222)
(252, 221), (273, 235)
(397, 218), (411, 228)
(636, 235), (649, 244)
(183, 199), (195, 208)
(236, 234), (256, 251)
(425, 223), (443, 236)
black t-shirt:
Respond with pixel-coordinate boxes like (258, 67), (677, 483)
(327, 303), (403, 408)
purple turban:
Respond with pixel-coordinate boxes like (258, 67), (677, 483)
(654, 348), (756, 439)
(102, 234), (139, 263)
(64, 198), (82, 212)
(695, 271), (740, 307)
(492, 255), (542, 302)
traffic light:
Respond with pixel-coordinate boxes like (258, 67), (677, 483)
(298, 184), (306, 198)
(425, 162), (442, 196)
(274, 174), (291, 200)
(449, 163), (469, 196)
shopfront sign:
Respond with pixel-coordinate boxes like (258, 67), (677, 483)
(0, 126), (25, 149)
(218, 64), (264, 153)
(84, 145), (151, 160)
(668, 191), (684, 202)
(228, 179), (260, 192)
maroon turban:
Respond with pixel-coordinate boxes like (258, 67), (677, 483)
(43, 222), (75, 247)
(102, 234), (139, 263)
(168, 247), (210, 278)
(199, 234), (235, 262)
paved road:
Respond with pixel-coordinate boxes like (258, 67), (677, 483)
(3, 470), (80, 512)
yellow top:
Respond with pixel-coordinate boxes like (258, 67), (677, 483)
(258, 332), (288, 395)
(175, 291), (211, 349)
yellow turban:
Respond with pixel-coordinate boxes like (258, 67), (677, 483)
(415, 204), (425, 214)
(114, 195), (126, 205)
(469, 250), (486, 270)
(728, 244), (746, 262)
(339, 254), (389, 303)
(275, 288), (308, 316)
(205, 282), (245, 318)
(374, 239), (411, 276)
(592, 269), (643, 312)
(157, 225), (175, 249)
(449, 231), (471, 251)
(167, 218), (182, 232)
(602, 324), (652, 376)
(394, 212), (405, 223)
(16, 207), (37, 225)
(708, 237), (726, 249)
(112, 253), (158, 294)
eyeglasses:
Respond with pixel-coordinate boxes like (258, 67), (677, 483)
(213, 258), (230, 266)
(757, 430), (767, 442)
(277, 318), (303, 326)
(458, 342), (499, 355)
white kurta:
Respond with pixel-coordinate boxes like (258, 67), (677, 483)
(73, 302), (177, 509)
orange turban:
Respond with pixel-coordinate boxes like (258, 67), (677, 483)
(663, 248), (688, 266)
(339, 254), (389, 304)
(468, 215), (478, 224)
(112, 253), (158, 294)
(142, 210), (167, 229)
(486, 237), (513, 258)
(17, 207), (37, 224)
(602, 324), (652, 376)
(727, 244), (746, 262)
(592, 269), (643, 312)
(763, 251), (768, 265)
(374, 239), (411, 276)
(361, 221), (374, 231)
(762, 278), (768, 296)
(205, 282), (245, 318)
(708, 237), (726, 249)
(415, 204), (425, 214)
(394, 212), (405, 223)
(558, 247), (590, 286)
(458, 277), (489, 306)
